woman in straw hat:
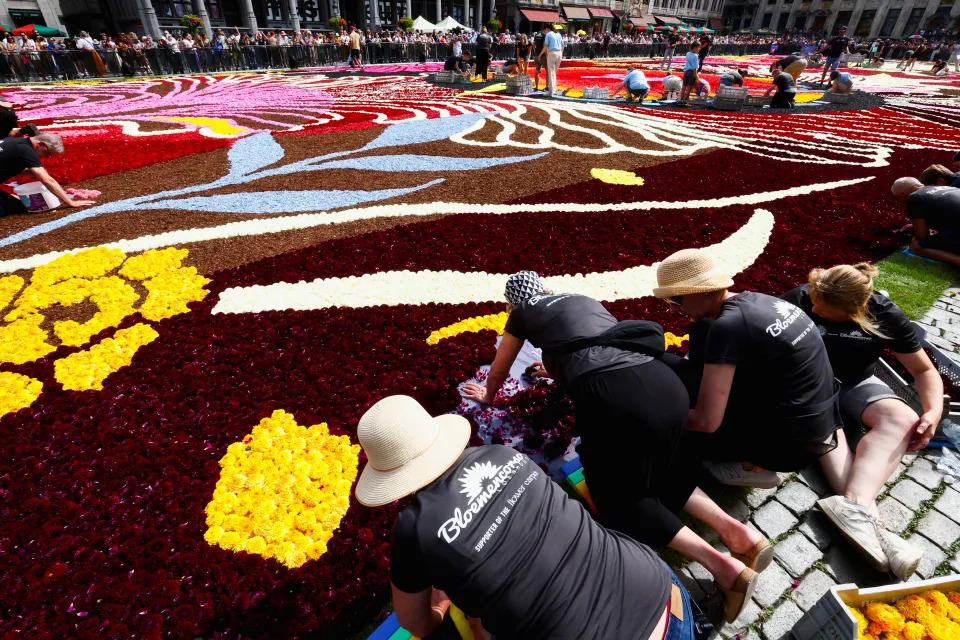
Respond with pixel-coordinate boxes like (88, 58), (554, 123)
(461, 271), (766, 623)
(782, 263), (939, 580)
(653, 248), (842, 486)
(354, 394), (697, 640)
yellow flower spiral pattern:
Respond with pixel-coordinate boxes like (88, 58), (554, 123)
(204, 410), (361, 569)
(0, 246), (210, 418)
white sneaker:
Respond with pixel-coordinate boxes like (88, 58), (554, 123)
(818, 496), (888, 572)
(877, 528), (922, 581)
(704, 461), (781, 488)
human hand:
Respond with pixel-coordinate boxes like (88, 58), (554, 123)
(67, 199), (96, 207)
(525, 361), (550, 379)
(461, 382), (494, 405)
(430, 588), (452, 618)
(907, 411), (939, 451)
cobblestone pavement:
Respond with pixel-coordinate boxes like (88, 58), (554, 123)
(677, 449), (960, 639)
(915, 287), (960, 367)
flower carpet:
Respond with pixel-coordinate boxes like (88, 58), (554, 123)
(2, 59), (960, 639)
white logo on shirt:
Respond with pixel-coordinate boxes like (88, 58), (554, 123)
(438, 453), (526, 543)
(833, 328), (872, 341)
(766, 300), (805, 337)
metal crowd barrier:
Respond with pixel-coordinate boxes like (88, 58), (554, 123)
(0, 42), (780, 82)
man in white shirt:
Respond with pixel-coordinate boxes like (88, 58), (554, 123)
(539, 24), (563, 97)
(75, 31), (95, 50)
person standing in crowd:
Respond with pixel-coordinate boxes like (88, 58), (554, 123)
(818, 25), (850, 85)
(532, 29), (547, 91)
(892, 177), (960, 266)
(601, 31), (611, 58)
(347, 26), (363, 70)
(0, 133), (96, 215)
(355, 395), (699, 640)
(828, 69), (854, 94)
(654, 249), (842, 490)
(764, 67), (796, 108)
(516, 34), (530, 75)
(781, 264), (939, 580)
(919, 164), (960, 188)
(660, 29), (680, 71)
(612, 66), (649, 102)
(451, 34), (462, 58)
(475, 27), (493, 80)
(540, 25), (563, 97)
(697, 33), (710, 71)
(461, 272), (768, 624)
(75, 31), (107, 77)
(678, 41), (700, 106)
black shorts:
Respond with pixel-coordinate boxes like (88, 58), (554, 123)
(682, 69), (698, 87)
(918, 229), (960, 254)
(535, 55), (546, 72)
(629, 87), (648, 99)
(348, 49), (361, 61)
(0, 192), (27, 216)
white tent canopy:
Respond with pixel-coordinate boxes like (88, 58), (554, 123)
(434, 15), (468, 31)
(412, 15), (438, 31)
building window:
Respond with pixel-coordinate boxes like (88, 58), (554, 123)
(761, 12), (772, 27)
(901, 7), (925, 36)
(794, 14), (806, 29)
(299, 0), (323, 22)
(206, 0), (222, 20)
(8, 9), (45, 26)
(833, 10), (852, 33)
(879, 7), (899, 36)
(152, 0), (193, 18)
(854, 9), (874, 36)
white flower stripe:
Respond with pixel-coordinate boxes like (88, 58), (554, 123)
(0, 178), (870, 275)
(211, 209), (774, 314)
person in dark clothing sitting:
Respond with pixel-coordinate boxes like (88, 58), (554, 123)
(444, 50), (474, 73)
(764, 67), (796, 108)
(460, 271), (766, 624)
(0, 133), (96, 215)
(654, 248), (842, 488)
(355, 395), (703, 640)
(919, 164), (960, 188)
(892, 177), (960, 266)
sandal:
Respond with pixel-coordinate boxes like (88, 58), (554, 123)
(731, 538), (774, 573)
(720, 567), (759, 624)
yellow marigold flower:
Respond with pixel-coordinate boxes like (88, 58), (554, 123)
(903, 621), (928, 640)
(53, 276), (138, 347)
(865, 602), (906, 632)
(31, 247), (125, 287)
(590, 168), (645, 186)
(54, 323), (159, 391)
(203, 410), (359, 568)
(118, 248), (189, 281)
(244, 536), (268, 555)
(0, 274), (24, 310)
(206, 511), (225, 527)
(0, 371), (43, 418)
(426, 312), (510, 345)
(901, 596), (937, 623)
(949, 593), (960, 607)
(139, 267), (211, 321)
(204, 526), (225, 545)
(850, 606), (870, 636)
(924, 591), (960, 623)
(0, 315), (54, 365)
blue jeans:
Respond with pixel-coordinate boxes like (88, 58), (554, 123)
(825, 56), (841, 73)
(664, 568), (696, 640)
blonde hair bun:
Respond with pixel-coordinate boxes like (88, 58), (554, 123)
(808, 263), (887, 338)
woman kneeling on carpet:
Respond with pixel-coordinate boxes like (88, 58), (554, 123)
(461, 271), (768, 623)
(654, 249), (842, 488)
(781, 263), (942, 580)
(355, 395), (697, 640)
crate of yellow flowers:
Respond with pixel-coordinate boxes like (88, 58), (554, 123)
(793, 575), (960, 640)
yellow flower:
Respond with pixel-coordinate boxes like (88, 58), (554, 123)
(203, 410), (360, 568)
(54, 323), (160, 391)
(118, 247), (189, 281)
(426, 312), (510, 345)
(865, 601), (905, 632)
(590, 168), (645, 186)
(139, 267), (211, 321)
(0, 372), (43, 417)
(904, 621), (927, 640)
(0, 275), (24, 310)
(0, 315), (55, 364)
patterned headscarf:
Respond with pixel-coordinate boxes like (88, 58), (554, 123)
(504, 271), (545, 307)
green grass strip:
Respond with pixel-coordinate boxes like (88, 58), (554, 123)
(874, 251), (959, 321)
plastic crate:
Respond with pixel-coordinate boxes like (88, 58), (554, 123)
(506, 75), (533, 95)
(492, 72), (511, 82)
(746, 95), (771, 107)
(430, 71), (457, 83)
(792, 575), (960, 640)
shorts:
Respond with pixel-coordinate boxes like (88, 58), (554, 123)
(682, 69), (698, 87)
(535, 55), (546, 72)
(825, 56), (841, 72)
(348, 49), (361, 62)
(918, 229), (960, 254)
(784, 58), (808, 80)
(629, 87), (649, 99)
(839, 375), (906, 445)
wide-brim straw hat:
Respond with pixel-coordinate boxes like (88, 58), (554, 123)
(355, 395), (470, 507)
(653, 248), (734, 298)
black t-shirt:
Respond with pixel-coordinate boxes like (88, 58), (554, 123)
(773, 72), (797, 94)
(826, 36), (849, 57)
(503, 293), (650, 386)
(503, 57), (519, 67)
(781, 285), (920, 384)
(777, 54), (800, 68)
(444, 54), (463, 70)
(391, 446), (670, 640)
(906, 186), (960, 231)
(516, 42), (530, 57)
(0, 136), (40, 183)
(951, 173), (960, 189)
(668, 34), (680, 47)
(704, 291), (835, 414)
(477, 33), (492, 50)
(533, 33), (545, 57)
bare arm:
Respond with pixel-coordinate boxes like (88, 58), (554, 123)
(392, 585), (450, 638)
(687, 363), (736, 433)
(897, 349), (945, 451)
(461, 331), (525, 405)
(912, 218), (930, 239)
(28, 166), (95, 207)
